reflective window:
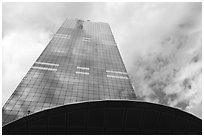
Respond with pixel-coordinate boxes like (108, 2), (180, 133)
(54, 33), (71, 39)
(82, 37), (91, 42)
(2, 19), (136, 126)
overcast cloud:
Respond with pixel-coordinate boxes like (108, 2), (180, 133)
(2, 2), (202, 118)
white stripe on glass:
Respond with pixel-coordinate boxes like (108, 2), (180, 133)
(35, 62), (59, 67)
(107, 75), (128, 79)
(77, 66), (90, 70)
(106, 70), (128, 75)
(31, 66), (57, 71)
(82, 37), (91, 42)
(54, 34), (71, 39)
(76, 71), (89, 75)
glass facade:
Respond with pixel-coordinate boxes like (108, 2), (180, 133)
(2, 19), (136, 126)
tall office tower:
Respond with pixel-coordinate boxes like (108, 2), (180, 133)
(2, 19), (136, 126)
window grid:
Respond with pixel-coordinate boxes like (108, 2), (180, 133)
(2, 19), (136, 126)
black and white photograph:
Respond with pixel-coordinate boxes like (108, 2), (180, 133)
(2, 2), (202, 135)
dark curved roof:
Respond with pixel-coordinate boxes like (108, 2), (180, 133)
(2, 100), (202, 135)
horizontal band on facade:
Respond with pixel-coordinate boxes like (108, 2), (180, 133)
(31, 66), (57, 71)
(54, 36), (71, 39)
(55, 33), (70, 37)
(82, 37), (91, 42)
(107, 75), (128, 79)
(35, 62), (59, 67)
(54, 33), (71, 39)
(82, 37), (91, 40)
(106, 70), (128, 74)
(76, 71), (89, 75)
(77, 66), (90, 70)
(82, 39), (91, 42)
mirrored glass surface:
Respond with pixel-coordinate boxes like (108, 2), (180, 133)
(2, 19), (136, 126)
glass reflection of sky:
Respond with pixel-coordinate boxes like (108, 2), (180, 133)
(2, 19), (136, 126)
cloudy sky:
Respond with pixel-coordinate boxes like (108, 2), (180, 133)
(2, 2), (202, 118)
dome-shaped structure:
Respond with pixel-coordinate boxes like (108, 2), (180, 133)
(3, 100), (202, 135)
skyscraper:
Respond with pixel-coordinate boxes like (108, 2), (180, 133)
(2, 18), (136, 126)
